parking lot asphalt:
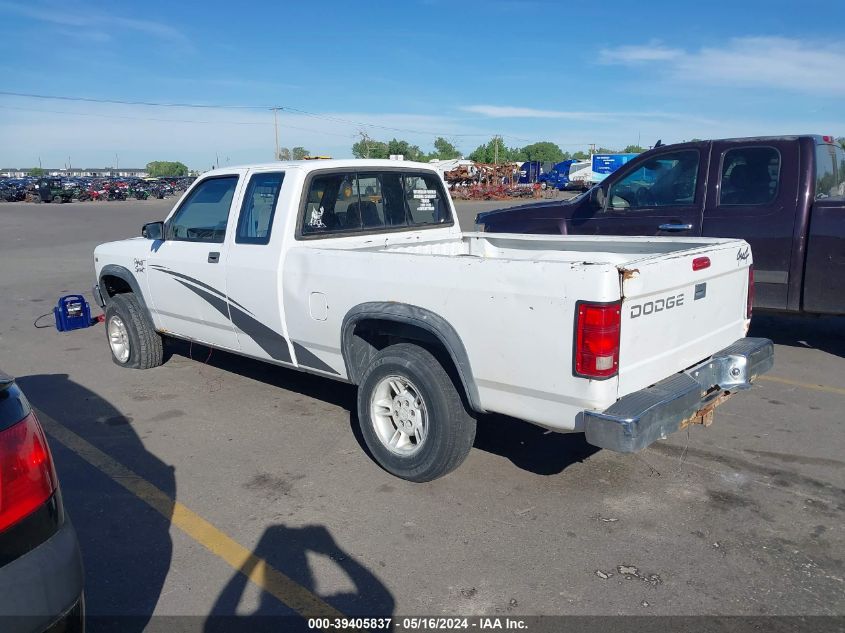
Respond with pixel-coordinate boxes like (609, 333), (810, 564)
(1, 198), (843, 625)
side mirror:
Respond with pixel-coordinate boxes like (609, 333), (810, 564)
(142, 221), (164, 240)
(590, 186), (606, 209)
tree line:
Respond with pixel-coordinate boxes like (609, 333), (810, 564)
(350, 136), (648, 164)
(351, 136), (462, 162)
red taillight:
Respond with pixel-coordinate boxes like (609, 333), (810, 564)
(0, 413), (57, 532)
(822, 135), (834, 143)
(692, 256), (711, 271)
(747, 266), (754, 320)
(574, 301), (621, 379)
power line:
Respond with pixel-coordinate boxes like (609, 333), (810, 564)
(0, 91), (267, 109)
(0, 104), (266, 125)
(0, 104), (358, 139)
(0, 90), (531, 142)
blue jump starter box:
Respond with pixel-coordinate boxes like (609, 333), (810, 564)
(53, 295), (92, 332)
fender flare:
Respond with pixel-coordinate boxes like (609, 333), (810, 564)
(98, 264), (154, 323)
(341, 302), (484, 413)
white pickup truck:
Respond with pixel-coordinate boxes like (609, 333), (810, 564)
(92, 159), (773, 481)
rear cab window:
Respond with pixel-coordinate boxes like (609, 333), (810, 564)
(815, 143), (845, 201)
(719, 146), (781, 206)
(299, 169), (452, 238)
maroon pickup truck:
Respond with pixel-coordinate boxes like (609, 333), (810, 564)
(477, 135), (845, 315)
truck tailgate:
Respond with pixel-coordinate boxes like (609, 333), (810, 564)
(617, 241), (751, 397)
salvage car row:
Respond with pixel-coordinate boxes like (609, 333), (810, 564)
(0, 176), (195, 203)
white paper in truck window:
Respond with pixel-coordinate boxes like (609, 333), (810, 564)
(414, 189), (436, 211)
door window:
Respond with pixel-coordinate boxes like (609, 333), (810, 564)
(236, 172), (284, 244)
(608, 150), (699, 210)
(167, 176), (238, 243)
(719, 147), (780, 205)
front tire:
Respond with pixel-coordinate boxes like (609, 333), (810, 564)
(104, 293), (163, 369)
(357, 343), (476, 482)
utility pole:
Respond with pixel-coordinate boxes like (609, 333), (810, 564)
(493, 135), (499, 166)
(358, 130), (373, 158)
(271, 107), (281, 160)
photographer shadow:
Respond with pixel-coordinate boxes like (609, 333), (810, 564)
(205, 523), (395, 632)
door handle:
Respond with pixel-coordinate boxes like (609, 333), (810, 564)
(658, 223), (693, 232)
(207, 251), (220, 263)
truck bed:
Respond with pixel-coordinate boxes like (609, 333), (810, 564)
(344, 232), (738, 267)
(286, 231), (752, 431)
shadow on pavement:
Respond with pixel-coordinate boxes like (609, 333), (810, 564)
(205, 523), (394, 632)
(750, 312), (845, 358)
(166, 340), (593, 477)
(16, 373), (175, 633)
(474, 413), (599, 476)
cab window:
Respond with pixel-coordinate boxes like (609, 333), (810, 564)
(236, 172), (284, 244)
(719, 147), (780, 205)
(354, 174), (386, 229)
(300, 170), (452, 237)
(608, 150), (699, 210)
(301, 172), (360, 235)
(815, 144), (845, 201)
(403, 173), (452, 225)
(167, 176), (238, 243)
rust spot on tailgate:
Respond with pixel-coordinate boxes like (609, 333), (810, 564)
(620, 267), (640, 281)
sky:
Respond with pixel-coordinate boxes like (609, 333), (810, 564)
(0, 0), (842, 170)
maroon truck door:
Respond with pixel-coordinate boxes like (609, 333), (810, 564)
(803, 142), (845, 314)
(702, 140), (800, 310)
(564, 145), (706, 237)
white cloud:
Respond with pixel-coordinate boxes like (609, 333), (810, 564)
(0, 1), (191, 48)
(600, 36), (845, 95)
(598, 41), (683, 64)
(462, 105), (591, 119)
(460, 105), (720, 126)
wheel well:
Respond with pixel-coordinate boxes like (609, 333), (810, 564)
(345, 319), (475, 408)
(101, 274), (133, 298)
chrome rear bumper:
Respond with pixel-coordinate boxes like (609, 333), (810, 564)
(585, 337), (774, 453)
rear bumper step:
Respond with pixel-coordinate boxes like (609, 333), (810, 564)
(584, 337), (774, 453)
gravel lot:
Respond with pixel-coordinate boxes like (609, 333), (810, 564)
(1, 198), (843, 626)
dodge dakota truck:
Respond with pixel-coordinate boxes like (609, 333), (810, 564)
(478, 135), (845, 315)
(92, 160), (773, 481)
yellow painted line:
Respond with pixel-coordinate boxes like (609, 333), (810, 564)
(38, 410), (343, 620)
(759, 375), (845, 396)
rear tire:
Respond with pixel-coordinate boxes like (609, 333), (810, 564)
(104, 293), (163, 369)
(356, 343), (476, 482)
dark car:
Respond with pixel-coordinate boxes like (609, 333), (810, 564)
(34, 178), (73, 204)
(0, 373), (84, 632)
(478, 135), (845, 315)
